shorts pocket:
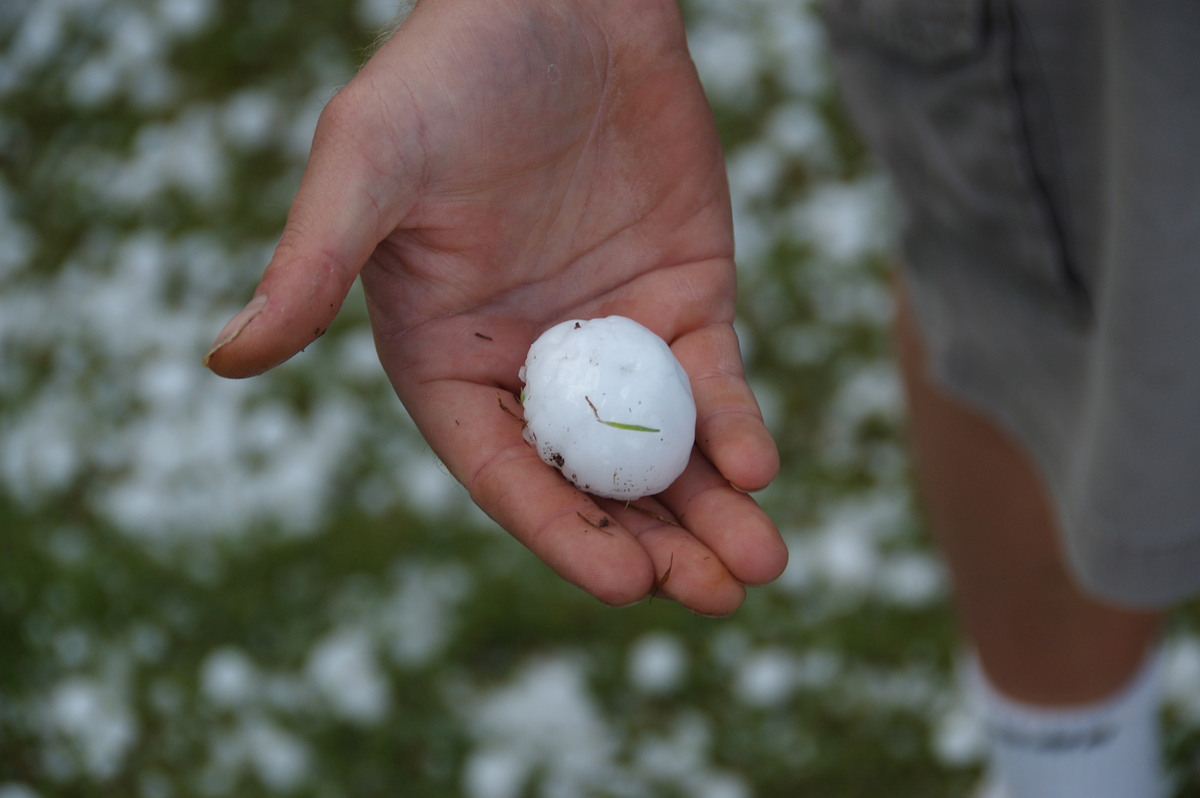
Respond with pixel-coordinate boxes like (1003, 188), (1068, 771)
(822, 0), (986, 67)
(824, 0), (1091, 317)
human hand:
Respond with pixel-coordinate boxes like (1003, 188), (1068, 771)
(204, 0), (787, 615)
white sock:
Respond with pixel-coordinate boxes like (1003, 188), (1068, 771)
(965, 648), (1167, 798)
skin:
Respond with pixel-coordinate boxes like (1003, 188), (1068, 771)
(893, 278), (1163, 705)
(204, 0), (788, 616)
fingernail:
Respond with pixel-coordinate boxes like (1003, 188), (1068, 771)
(203, 294), (268, 366)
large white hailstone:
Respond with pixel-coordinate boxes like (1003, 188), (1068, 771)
(520, 316), (696, 500)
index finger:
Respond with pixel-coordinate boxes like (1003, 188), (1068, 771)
(672, 323), (780, 492)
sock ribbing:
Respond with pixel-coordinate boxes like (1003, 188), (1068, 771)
(965, 647), (1167, 798)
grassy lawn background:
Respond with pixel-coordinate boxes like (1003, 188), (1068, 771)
(5, 1), (1200, 796)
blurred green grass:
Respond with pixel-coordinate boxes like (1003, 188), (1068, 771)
(6, 1), (1200, 797)
(0, 0), (998, 795)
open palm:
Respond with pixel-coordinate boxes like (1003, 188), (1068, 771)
(205, 0), (787, 615)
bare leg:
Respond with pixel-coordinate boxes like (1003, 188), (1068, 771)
(892, 277), (1163, 706)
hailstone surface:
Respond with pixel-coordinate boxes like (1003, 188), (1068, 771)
(520, 316), (696, 500)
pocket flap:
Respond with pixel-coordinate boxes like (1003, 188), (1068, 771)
(824, 0), (985, 66)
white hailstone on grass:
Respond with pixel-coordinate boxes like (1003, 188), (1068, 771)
(520, 316), (696, 500)
(200, 647), (258, 708)
(305, 628), (390, 725)
(733, 648), (797, 707)
(627, 632), (688, 694)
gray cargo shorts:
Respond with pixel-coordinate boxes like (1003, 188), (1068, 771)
(823, 0), (1200, 608)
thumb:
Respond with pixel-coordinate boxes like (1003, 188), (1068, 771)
(204, 89), (413, 379)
